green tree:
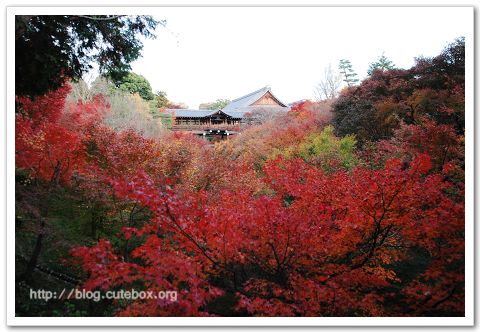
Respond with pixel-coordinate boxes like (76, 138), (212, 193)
(367, 53), (396, 75)
(154, 90), (171, 108)
(15, 15), (159, 97)
(199, 99), (231, 110)
(116, 72), (155, 101)
(297, 126), (358, 171)
(338, 59), (359, 87)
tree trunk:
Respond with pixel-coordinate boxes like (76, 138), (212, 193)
(91, 207), (97, 239)
(19, 183), (52, 283)
(19, 217), (45, 283)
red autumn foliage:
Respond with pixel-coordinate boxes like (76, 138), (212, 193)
(15, 84), (111, 184)
(71, 152), (464, 316)
(377, 119), (464, 171)
(16, 68), (464, 317)
(15, 84), (84, 183)
(16, 84), (71, 126)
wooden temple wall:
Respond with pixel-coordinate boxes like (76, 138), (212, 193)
(172, 118), (241, 132)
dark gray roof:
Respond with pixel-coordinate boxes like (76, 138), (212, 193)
(221, 86), (288, 114)
(167, 87), (290, 119)
(165, 109), (217, 118)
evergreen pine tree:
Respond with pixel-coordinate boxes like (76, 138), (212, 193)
(367, 53), (396, 75)
(338, 59), (359, 87)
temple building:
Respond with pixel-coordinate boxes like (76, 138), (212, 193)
(165, 86), (289, 136)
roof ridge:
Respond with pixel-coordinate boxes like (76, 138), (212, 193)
(230, 86), (270, 103)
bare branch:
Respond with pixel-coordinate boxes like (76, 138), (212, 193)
(314, 64), (343, 101)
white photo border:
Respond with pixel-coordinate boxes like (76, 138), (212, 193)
(5, 3), (475, 327)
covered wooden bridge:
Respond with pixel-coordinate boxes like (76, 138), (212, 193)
(165, 86), (290, 138)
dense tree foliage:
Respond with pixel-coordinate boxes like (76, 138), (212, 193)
(15, 15), (159, 97)
(68, 78), (165, 138)
(115, 72), (155, 101)
(154, 91), (171, 108)
(15, 83), (108, 282)
(15, 38), (465, 317)
(333, 37), (464, 146)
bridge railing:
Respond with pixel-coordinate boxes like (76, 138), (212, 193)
(172, 123), (241, 131)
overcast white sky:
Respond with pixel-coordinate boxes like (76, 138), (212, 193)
(123, 7), (471, 109)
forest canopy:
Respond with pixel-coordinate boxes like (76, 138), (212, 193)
(15, 15), (159, 97)
(14, 36), (465, 318)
